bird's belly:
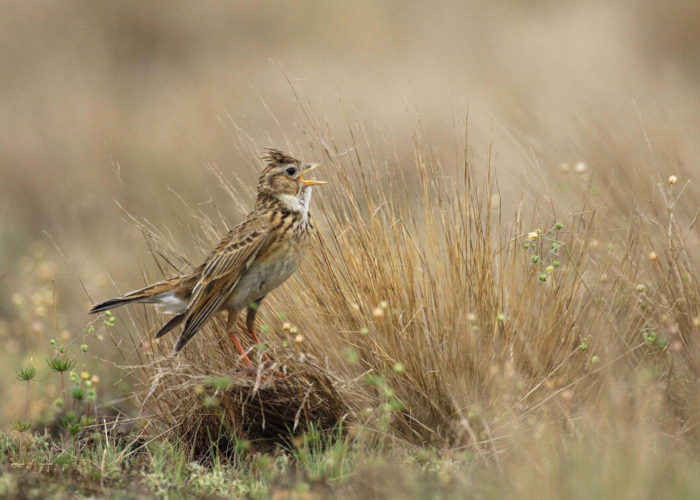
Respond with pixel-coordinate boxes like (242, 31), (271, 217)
(226, 253), (302, 309)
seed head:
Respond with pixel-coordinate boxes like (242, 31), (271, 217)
(202, 396), (219, 409)
(574, 161), (588, 174)
(294, 334), (304, 344)
(668, 175), (678, 185)
(527, 232), (539, 242)
(344, 348), (359, 365)
(11, 421), (32, 433)
(48, 357), (75, 373)
(16, 365), (37, 382)
(649, 251), (657, 261)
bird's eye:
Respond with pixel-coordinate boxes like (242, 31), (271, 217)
(285, 166), (297, 176)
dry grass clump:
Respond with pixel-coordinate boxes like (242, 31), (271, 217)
(135, 349), (351, 456)
(105, 116), (699, 461)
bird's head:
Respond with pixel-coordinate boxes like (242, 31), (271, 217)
(257, 149), (325, 212)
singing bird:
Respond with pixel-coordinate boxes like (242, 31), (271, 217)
(89, 149), (325, 366)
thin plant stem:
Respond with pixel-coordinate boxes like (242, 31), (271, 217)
(23, 381), (30, 423)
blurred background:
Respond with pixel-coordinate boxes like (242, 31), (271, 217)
(1, 0), (699, 425)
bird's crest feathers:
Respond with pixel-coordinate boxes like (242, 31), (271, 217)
(261, 148), (300, 167)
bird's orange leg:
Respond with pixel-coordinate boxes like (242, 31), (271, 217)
(227, 310), (253, 368)
(229, 331), (253, 367)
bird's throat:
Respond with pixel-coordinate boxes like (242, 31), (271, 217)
(277, 188), (312, 216)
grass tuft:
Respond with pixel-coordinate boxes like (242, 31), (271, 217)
(100, 113), (699, 468)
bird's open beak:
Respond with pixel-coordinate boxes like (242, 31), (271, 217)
(299, 163), (326, 186)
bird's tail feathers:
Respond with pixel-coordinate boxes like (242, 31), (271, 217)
(88, 277), (185, 314)
(155, 314), (185, 338)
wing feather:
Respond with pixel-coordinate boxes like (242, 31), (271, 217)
(174, 216), (269, 351)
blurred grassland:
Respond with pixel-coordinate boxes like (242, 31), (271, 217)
(1, 1), (700, 496)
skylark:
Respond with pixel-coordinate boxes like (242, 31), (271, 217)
(89, 149), (325, 366)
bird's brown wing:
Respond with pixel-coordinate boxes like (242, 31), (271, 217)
(175, 215), (270, 351)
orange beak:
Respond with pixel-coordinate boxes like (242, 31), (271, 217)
(299, 163), (326, 186)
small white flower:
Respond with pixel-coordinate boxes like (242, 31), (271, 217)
(574, 161), (588, 174)
(668, 175), (678, 185)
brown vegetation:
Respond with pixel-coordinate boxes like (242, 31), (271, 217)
(107, 109), (700, 463)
